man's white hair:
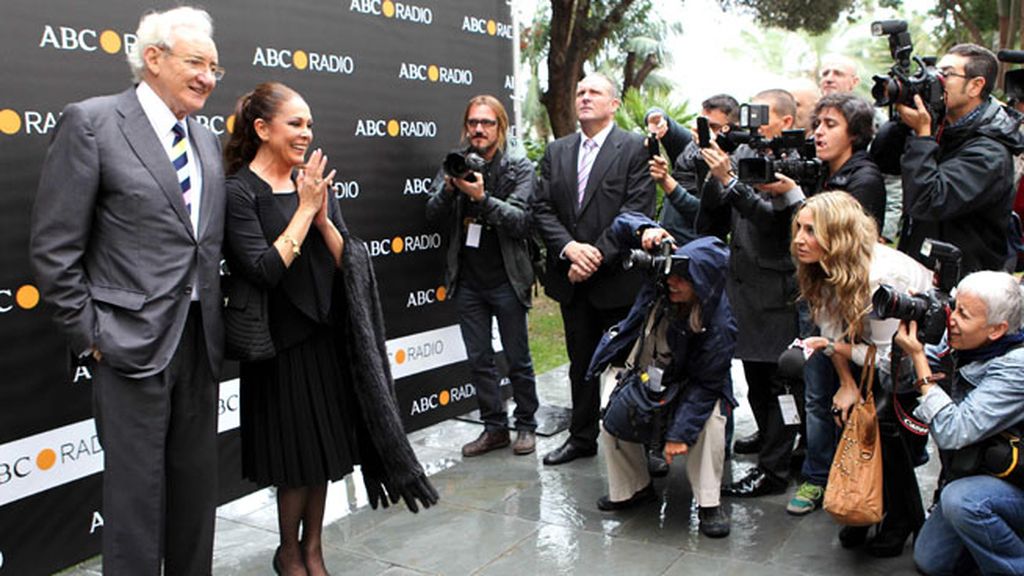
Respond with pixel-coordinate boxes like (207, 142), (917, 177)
(127, 6), (214, 83)
(956, 271), (1024, 330)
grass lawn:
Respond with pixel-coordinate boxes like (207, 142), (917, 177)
(528, 290), (568, 373)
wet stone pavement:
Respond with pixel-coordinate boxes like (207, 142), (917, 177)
(64, 361), (938, 575)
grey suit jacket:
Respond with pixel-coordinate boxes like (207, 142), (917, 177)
(31, 87), (226, 379)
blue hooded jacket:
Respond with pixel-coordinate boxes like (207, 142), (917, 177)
(586, 212), (738, 445)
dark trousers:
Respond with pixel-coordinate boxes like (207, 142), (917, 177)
(560, 297), (631, 450)
(456, 281), (538, 432)
(92, 305), (218, 576)
(743, 360), (802, 479)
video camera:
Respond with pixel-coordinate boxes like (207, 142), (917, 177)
(717, 104), (824, 186)
(442, 149), (486, 183)
(997, 50), (1024, 106)
(622, 237), (689, 285)
(870, 19), (945, 121)
(872, 238), (962, 344)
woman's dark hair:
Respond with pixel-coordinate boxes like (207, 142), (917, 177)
(812, 93), (875, 151)
(223, 82), (299, 175)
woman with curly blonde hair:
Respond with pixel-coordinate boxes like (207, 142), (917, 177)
(788, 191), (934, 557)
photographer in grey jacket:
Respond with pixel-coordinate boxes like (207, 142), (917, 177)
(425, 95), (539, 457)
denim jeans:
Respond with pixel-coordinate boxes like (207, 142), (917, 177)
(914, 475), (1024, 576)
(801, 352), (839, 486)
(455, 281), (538, 432)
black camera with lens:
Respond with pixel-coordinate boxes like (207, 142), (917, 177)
(622, 238), (689, 285)
(870, 19), (945, 121)
(442, 149), (486, 183)
(717, 104), (824, 187)
(872, 238), (962, 344)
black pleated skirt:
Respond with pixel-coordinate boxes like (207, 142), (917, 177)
(240, 325), (359, 488)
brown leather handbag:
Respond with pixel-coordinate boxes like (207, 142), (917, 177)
(823, 345), (884, 526)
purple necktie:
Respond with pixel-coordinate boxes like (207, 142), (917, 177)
(577, 138), (598, 206)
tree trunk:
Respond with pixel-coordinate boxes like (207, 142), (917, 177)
(540, 0), (642, 138)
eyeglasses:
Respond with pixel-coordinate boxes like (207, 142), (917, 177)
(466, 118), (498, 128)
(938, 68), (970, 81)
(160, 46), (226, 81)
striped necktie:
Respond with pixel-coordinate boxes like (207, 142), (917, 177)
(577, 138), (598, 206)
(171, 122), (192, 215)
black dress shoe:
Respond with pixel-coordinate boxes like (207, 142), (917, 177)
(698, 505), (731, 538)
(838, 525), (870, 548)
(542, 442), (597, 466)
(597, 483), (657, 511)
(867, 524), (914, 558)
(721, 467), (787, 497)
(733, 431), (762, 455)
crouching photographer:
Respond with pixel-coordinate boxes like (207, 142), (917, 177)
(587, 212), (737, 539)
(891, 271), (1024, 575)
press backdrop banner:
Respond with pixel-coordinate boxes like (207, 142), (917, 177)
(0, 1), (516, 573)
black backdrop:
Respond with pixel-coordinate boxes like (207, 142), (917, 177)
(0, 1), (515, 573)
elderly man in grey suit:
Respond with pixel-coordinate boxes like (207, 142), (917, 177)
(30, 7), (225, 575)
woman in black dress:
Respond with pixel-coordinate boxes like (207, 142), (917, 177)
(222, 82), (361, 576)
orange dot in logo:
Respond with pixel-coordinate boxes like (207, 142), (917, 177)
(395, 349), (406, 364)
(391, 236), (404, 253)
(16, 285), (39, 309)
(439, 390), (450, 405)
(436, 286), (446, 302)
(383, 0), (396, 17)
(36, 448), (56, 471)
(99, 30), (121, 54)
(487, 20), (497, 36)
(293, 50), (309, 70)
(427, 65), (439, 82)
(387, 119), (400, 137)
(0, 109), (21, 135)
(226, 114), (236, 134)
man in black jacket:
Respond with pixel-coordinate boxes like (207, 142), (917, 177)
(425, 95), (539, 457)
(700, 89), (806, 499)
(533, 74), (656, 465)
(889, 43), (1024, 273)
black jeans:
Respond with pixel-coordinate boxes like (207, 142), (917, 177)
(456, 281), (538, 432)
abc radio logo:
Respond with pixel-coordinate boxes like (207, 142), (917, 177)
(399, 63), (473, 86)
(462, 16), (513, 39)
(350, 0), (433, 24)
(406, 285), (446, 308)
(368, 233), (441, 257)
(0, 436), (101, 486)
(39, 24), (136, 54)
(0, 285), (40, 313)
(403, 177), (432, 196)
(252, 47), (355, 74)
(355, 119), (437, 138)
(409, 383), (475, 416)
(333, 179), (361, 200)
(193, 114), (235, 136)
(0, 109), (61, 136)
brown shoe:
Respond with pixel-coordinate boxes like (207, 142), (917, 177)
(461, 430), (510, 457)
(512, 430), (536, 455)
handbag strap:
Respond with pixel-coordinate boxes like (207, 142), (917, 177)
(624, 299), (662, 370)
(859, 344), (877, 402)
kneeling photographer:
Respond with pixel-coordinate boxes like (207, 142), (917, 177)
(588, 212), (736, 539)
(891, 271), (1024, 575)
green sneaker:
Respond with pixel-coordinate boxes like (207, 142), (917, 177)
(787, 482), (824, 515)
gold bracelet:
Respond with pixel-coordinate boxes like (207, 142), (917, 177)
(281, 234), (301, 257)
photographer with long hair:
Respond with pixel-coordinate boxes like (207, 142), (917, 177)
(790, 191), (933, 556)
(893, 271), (1024, 575)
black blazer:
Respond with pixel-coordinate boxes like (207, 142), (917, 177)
(533, 125), (656, 309)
